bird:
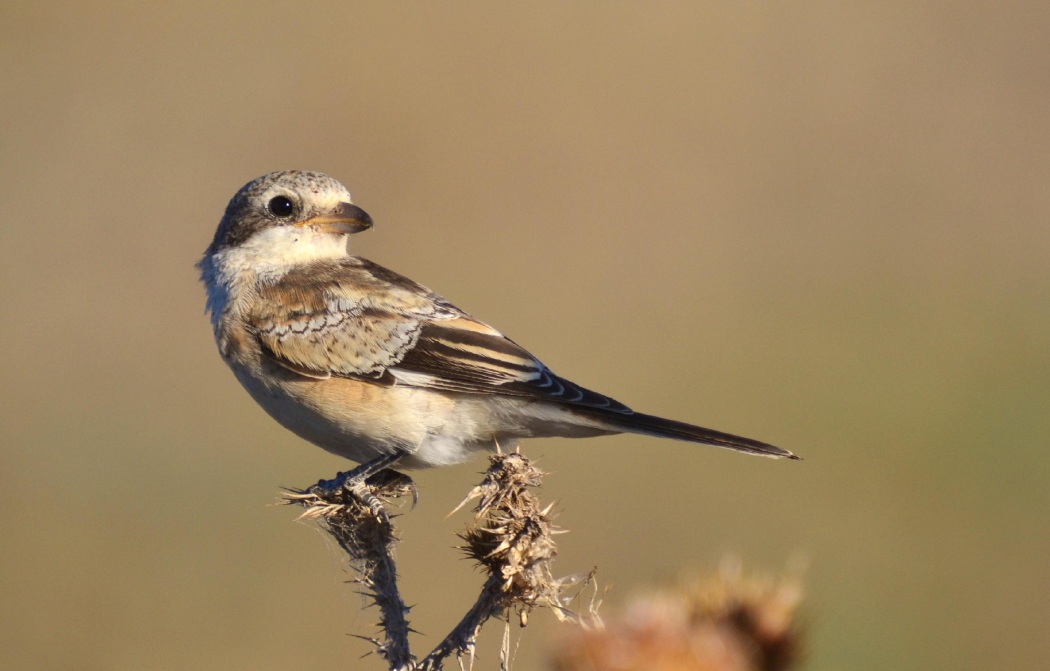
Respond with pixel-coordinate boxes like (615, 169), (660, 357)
(198, 170), (796, 488)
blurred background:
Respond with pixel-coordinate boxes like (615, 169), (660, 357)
(2, 3), (1048, 669)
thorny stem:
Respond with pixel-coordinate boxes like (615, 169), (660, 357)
(282, 453), (589, 671)
(283, 478), (415, 670)
(414, 574), (505, 671)
(281, 454), (805, 671)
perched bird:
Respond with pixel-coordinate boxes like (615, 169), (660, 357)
(199, 170), (796, 485)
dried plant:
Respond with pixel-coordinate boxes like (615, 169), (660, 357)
(550, 563), (804, 671)
(283, 470), (417, 670)
(282, 451), (592, 671)
(281, 455), (803, 671)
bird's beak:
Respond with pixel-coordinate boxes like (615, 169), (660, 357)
(297, 202), (373, 235)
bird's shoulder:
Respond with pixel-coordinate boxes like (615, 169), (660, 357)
(243, 257), (460, 379)
(252, 256), (458, 320)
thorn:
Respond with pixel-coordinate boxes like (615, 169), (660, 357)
(447, 487), (483, 518)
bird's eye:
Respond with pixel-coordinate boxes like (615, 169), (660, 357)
(267, 196), (295, 218)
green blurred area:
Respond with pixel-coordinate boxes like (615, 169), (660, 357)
(2, 3), (1048, 669)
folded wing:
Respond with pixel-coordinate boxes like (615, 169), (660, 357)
(248, 258), (633, 413)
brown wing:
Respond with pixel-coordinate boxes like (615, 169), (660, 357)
(248, 257), (632, 413)
(250, 257), (456, 381)
(393, 319), (633, 413)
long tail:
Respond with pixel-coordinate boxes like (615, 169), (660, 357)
(580, 409), (798, 459)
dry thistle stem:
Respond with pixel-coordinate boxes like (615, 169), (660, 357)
(418, 452), (593, 670)
(551, 565), (804, 671)
(280, 453), (590, 671)
(282, 472), (416, 671)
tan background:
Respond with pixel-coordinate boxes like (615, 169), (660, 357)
(2, 3), (1048, 669)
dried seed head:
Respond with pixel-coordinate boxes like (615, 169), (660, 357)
(552, 566), (804, 671)
(457, 453), (586, 622)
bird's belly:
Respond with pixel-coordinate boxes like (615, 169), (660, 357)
(229, 365), (505, 467)
(229, 362), (617, 469)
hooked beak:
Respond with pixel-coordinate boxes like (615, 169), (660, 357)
(296, 202), (373, 235)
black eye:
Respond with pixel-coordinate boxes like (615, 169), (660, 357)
(267, 195), (295, 218)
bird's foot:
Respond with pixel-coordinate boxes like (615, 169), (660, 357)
(306, 454), (416, 518)
(310, 453), (403, 496)
(364, 468), (419, 509)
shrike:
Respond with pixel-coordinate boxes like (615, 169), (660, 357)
(199, 171), (796, 485)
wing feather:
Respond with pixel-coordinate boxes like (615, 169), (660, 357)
(247, 258), (632, 413)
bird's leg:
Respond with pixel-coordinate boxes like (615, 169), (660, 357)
(364, 468), (419, 509)
(310, 452), (404, 496)
(308, 453), (419, 520)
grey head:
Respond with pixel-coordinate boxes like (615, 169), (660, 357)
(204, 170), (373, 254)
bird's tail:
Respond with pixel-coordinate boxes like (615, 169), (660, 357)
(579, 409), (798, 460)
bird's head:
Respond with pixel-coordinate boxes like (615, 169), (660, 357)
(203, 170), (373, 261)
